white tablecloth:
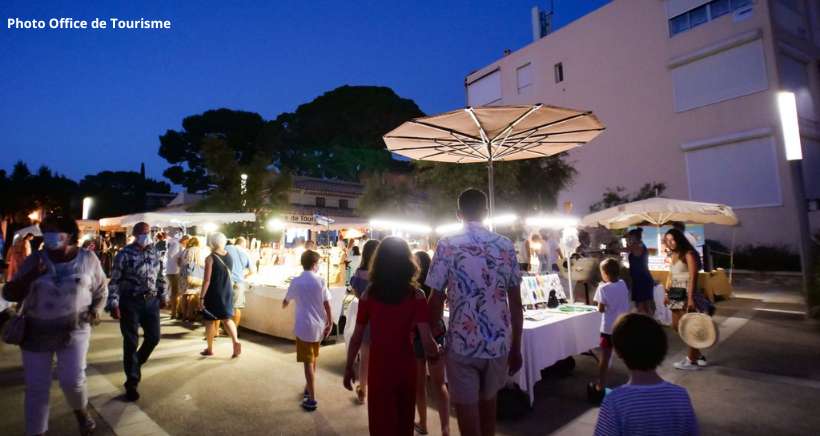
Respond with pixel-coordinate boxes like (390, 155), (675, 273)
(517, 309), (601, 404)
(241, 284), (347, 340)
(445, 307), (601, 405)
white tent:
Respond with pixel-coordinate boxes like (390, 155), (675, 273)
(580, 197), (739, 229)
(100, 212), (255, 230)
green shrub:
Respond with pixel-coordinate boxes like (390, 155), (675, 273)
(706, 240), (800, 272)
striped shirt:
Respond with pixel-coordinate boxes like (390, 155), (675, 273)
(594, 382), (699, 436)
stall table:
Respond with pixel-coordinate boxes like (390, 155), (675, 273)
(648, 268), (733, 301)
(241, 284), (347, 341)
(446, 306), (601, 405)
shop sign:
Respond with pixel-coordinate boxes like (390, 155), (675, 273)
(282, 214), (315, 225)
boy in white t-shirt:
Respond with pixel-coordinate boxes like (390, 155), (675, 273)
(589, 258), (631, 402)
(283, 250), (332, 411)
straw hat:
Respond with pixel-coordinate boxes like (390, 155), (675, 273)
(678, 313), (718, 349)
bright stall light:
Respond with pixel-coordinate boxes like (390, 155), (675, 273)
(525, 215), (579, 229)
(484, 213), (518, 227)
(369, 219), (432, 234)
(777, 91), (803, 161)
(266, 219), (286, 231)
(435, 222), (464, 235)
(82, 197), (93, 220)
(202, 222), (218, 233)
(27, 210), (40, 222)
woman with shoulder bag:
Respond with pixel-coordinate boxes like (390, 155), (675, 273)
(2, 215), (107, 436)
(664, 228), (713, 371)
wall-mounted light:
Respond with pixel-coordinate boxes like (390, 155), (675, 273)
(777, 91), (803, 161)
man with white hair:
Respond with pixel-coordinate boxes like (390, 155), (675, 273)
(225, 236), (252, 331)
(106, 222), (167, 402)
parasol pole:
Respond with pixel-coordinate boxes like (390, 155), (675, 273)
(729, 227), (736, 284)
(487, 155), (495, 230)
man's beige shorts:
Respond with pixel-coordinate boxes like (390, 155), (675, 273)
(446, 350), (508, 405)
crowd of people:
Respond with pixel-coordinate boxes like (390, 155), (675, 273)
(0, 187), (713, 436)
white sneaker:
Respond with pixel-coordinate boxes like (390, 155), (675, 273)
(674, 358), (700, 371)
(696, 356), (708, 367)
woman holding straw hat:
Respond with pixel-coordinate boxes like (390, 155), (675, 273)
(664, 228), (714, 371)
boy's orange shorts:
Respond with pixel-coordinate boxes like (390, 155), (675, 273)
(296, 338), (320, 363)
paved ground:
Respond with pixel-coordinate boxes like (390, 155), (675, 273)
(2, 275), (819, 435)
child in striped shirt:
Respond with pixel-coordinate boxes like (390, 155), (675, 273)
(594, 313), (699, 436)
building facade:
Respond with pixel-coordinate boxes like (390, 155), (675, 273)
(466, 0), (819, 247)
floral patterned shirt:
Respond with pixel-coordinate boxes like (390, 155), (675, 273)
(107, 243), (167, 309)
(426, 222), (521, 359)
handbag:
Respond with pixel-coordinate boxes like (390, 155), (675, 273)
(2, 303), (27, 345)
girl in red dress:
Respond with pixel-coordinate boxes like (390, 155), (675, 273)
(344, 237), (440, 436)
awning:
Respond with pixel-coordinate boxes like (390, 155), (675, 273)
(99, 212), (256, 230)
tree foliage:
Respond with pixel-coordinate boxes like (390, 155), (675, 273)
(77, 171), (171, 219)
(158, 86), (424, 194)
(412, 155), (576, 221)
(589, 182), (667, 212)
(0, 162), (78, 222)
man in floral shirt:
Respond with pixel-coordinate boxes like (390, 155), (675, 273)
(106, 222), (167, 402)
(427, 189), (523, 436)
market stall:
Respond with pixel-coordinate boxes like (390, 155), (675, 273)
(580, 197), (740, 299)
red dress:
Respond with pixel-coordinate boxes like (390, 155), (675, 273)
(357, 289), (429, 436)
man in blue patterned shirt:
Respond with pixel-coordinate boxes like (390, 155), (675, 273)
(106, 222), (167, 402)
(427, 189), (523, 436)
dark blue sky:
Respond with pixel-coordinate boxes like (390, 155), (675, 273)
(1, 0), (609, 186)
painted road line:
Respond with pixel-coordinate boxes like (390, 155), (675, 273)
(86, 365), (170, 436)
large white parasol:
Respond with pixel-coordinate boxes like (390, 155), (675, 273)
(383, 104), (605, 216)
(580, 197), (739, 229)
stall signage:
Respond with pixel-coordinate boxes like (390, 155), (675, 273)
(282, 214), (315, 225)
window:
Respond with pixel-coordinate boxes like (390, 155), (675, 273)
(710, 0), (731, 18)
(516, 63), (533, 94)
(315, 197), (325, 207)
(685, 136), (782, 208)
(689, 5), (708, 27)
(669, 0), (755, 37)
(671, 39), (768, 111)
(466, 70), (502, 106)
(339, 199), (349, 209)
(554, 62), (564, 83)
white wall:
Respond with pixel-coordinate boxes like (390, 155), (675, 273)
(672, 39), (769, 111)
(685, 135), (782, 208)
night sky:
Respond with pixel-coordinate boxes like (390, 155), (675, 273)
(1, 0), (610, 185)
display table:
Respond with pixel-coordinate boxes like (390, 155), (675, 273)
(445, 306), (601, 405)
(241, 284), (347, 340)
(648, 268), (733, 301)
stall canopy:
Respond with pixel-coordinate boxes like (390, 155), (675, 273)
(100, 212), (255, 230)
(580, 197), (739, 229)
(384, 104), (605, 217)
(13, 224), (42, 241)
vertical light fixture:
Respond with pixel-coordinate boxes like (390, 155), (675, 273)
(778, 91), (812, 298)
(82, 197), (93, 220)
(777, 91), (803, 161)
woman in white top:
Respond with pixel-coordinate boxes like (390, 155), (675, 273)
(664, 228), (713, 371)
(3, 215), (107, 436)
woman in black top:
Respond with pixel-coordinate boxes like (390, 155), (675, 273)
(199, 232), (241, 358)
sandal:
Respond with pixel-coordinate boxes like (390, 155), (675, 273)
(355, 385), (365, 404)
(232, 342), (242, 358)
(200, 349), (213, 356)
(414, 423), (428, 435)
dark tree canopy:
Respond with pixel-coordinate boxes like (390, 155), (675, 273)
(159, 109), (268, 192)
(77, 171), (171, 219)
(157, 86), (424, 192)
(0, 161), (78, 222)
(269, 85), (423, 180)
